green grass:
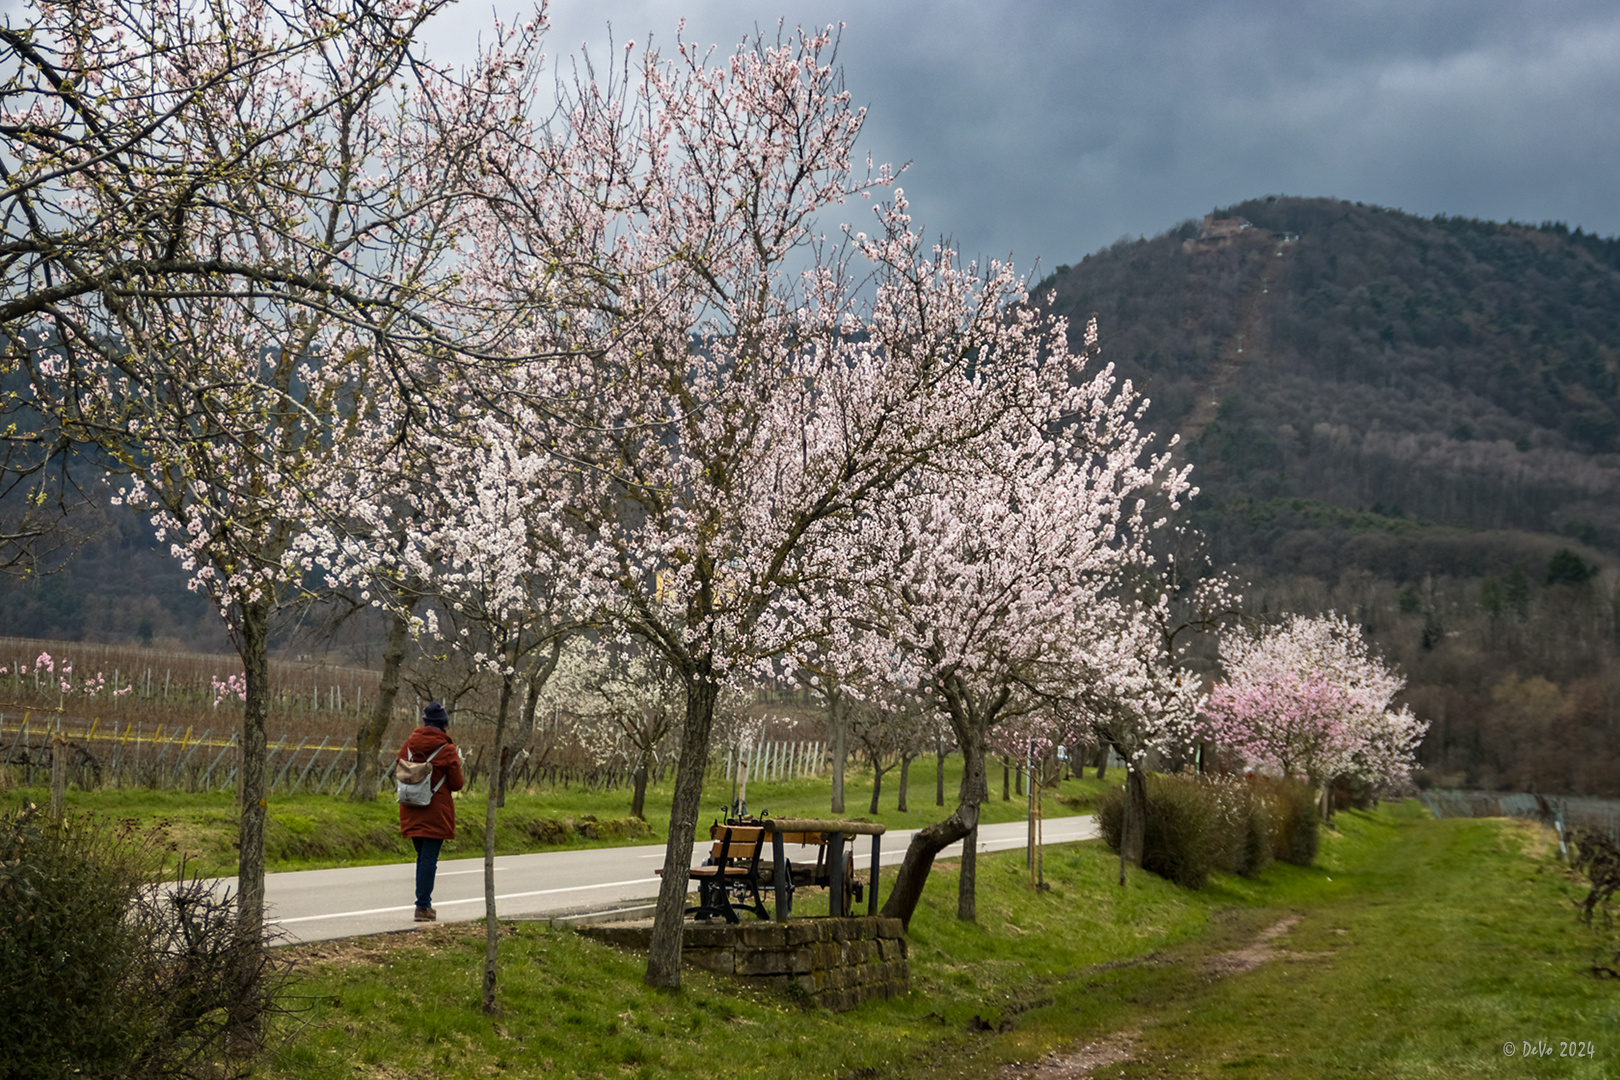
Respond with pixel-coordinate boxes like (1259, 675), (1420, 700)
(1, 757), (1114, 876)
(258, 802), (1619, 1080)
(1083, 806), (1620, 1079)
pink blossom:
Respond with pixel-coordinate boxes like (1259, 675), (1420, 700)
(1201, 613), (1427, 789)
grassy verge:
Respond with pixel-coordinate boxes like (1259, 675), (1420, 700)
(259, 801), (1618, 1079)
(1, 761), (1116, 876)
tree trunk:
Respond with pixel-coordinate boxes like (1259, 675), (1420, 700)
(496, 743), (517, 808)
(1094, 742), (1108, 780)
(880, 734), (986, 929)
(1002, 760), (1010, 800)
(631, 753), (649, 820)
(499, 641), (559, 808)
(645, 673), (717, 989)
(897, 753), (911, 812)
(483, 665), (514, 1015)
(829, 684), (848, 815)
(957, 822), (978, 922)
(935, 743), (946, 807)
(878, 802), (975, 930)
(868, 751), (883, 815)
(352, 606), (412, 802)
(231, 598), (272, 1044)
(49, 734), (66, 821)
(1122, 762), (1147, 867)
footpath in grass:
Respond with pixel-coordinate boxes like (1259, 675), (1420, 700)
(1, 761), (1113, 876)
(1058, 805), (1619, 1079)
(260, 801), (1617, 1080)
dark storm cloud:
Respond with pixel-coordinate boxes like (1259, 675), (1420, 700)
(789, 0), (1620, 266)
(6, 0), (1610, 266)
(424, 1), (1620, 268)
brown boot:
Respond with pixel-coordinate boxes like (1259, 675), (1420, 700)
(414, 906), (436, 922)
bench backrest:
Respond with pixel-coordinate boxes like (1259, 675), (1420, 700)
(709, 825), (765, 863)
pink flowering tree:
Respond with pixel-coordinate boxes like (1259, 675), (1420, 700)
(1203, 667), (1356, 781)
(1202, 613), (1427, 810)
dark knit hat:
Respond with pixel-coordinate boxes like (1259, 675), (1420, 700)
(423, 702), (449, 729)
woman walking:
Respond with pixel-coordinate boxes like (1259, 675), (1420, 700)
(397, 701), (464, 922)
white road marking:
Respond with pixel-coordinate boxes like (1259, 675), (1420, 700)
(273, 876), (678, 925)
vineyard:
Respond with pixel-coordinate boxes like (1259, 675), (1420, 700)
(0, 636), (830, 796)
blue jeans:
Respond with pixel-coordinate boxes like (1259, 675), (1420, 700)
(412, 837), (444, 910)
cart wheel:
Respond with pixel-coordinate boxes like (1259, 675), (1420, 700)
(841, 851), (857, 915)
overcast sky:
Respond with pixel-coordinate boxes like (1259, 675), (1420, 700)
(12, 1), (1609, 273)
(417, 0), (1620, 273)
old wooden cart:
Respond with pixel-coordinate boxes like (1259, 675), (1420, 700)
(670, 816), (887, 923)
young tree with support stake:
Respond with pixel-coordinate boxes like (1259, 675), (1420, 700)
(309, 406), (576, 1014)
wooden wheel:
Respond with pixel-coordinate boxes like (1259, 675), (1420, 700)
(841, 850), (856, 915)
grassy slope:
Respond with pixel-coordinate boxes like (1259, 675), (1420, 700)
(1, 761), (1115, 876)
(260, 802), (1618, 1080)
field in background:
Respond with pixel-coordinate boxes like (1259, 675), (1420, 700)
(0, 635), (856, 798)
(0, 634), (408, 791)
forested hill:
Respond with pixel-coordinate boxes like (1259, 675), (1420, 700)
(1040, 196), (1620, 796)
(1038, 196), (1620, 574)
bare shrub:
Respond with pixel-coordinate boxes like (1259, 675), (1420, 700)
(0, 806), (290, 1079)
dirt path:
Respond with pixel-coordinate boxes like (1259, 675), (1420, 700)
(1174, 235), (1292, 450)
(991, 912), (1318, 1079)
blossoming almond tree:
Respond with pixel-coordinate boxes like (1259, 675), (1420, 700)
(3, 2), (529, 1025)
(453, 21), (1121, 985)
(304, 405), (576, 1013)
(1201, 612), (1427, 811)
(826, 322), (1193, 927)
(1079, 540), (1239, 866)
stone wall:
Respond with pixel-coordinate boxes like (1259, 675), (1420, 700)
(578, 916), (909, 1012)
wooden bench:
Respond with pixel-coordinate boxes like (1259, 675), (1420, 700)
(657, 823), (771, 923)
(657, 817), (887, 923)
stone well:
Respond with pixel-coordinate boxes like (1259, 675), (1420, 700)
(577, 916), (909, 1012)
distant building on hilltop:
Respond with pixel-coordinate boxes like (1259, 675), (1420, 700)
(1182, 213), (1298, 252)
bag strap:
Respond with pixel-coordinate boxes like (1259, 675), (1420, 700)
(406, 744), (447, 765)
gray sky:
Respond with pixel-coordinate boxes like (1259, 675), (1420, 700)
(421, 0), (1620, 273)
(11, 0), (1608, 272)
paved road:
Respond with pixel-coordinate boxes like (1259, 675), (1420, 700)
(253, 815), (1098, 944)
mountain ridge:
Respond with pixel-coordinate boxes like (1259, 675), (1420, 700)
(1038, 195), (1620, 566)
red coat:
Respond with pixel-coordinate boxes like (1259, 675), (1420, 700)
(396, 726), (465, 840)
